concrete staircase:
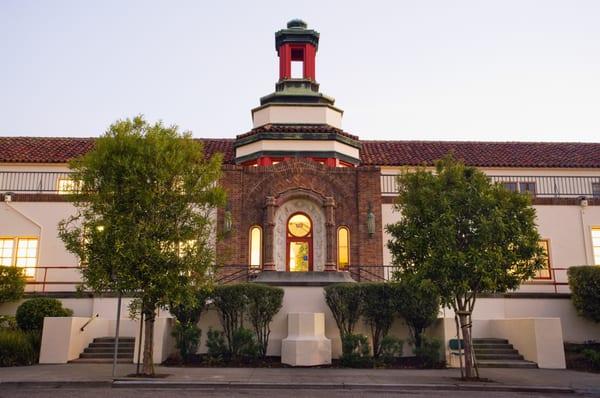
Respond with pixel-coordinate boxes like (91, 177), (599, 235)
(473, 338), (537, 368)
(70, 337), (135, 364)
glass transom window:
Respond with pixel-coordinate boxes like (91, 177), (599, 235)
(288, 214), (311, 237)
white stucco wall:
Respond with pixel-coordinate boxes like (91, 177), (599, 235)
(235, 139), (360, 160)
(251, 104), (343, 129)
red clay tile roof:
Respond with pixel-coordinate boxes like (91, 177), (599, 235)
(360, 140), (600, 168)
(236, 124), (360, 141)
(2, 136), (600, 168)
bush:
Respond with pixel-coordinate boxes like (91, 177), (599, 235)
(414, 337), (442, 368)
(231, 327), (259, 359)
(324, 283), (362, 340)
(568, 266), (600, 323)
(340, 333), (371, 368)
(380, 335), (404, 364)
(361, 283), (396, 358)
(246, 283), (284, 358)
(0, 266), (26, 304)
(0, 329), (37, 366)
(206, 327), (227, 360)
(212, 284), (249, 353)
(169, 288), (209, 362)
(582, 349), (600, 371)
(395, 277), (440, 349)
(15, 297), (73, 332)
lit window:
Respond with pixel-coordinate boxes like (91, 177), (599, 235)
(592, 228), (600, 265)
(57, 178), (80, 194)
(533, 240), (552, 279)
(249, 226), (262, 268)
(0, 239), (14, 267)
(338, 227), (350, 270)
(288, 214), (311, 238)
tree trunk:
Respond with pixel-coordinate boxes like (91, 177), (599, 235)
(458, 312), (474, 379)
(142, 304), (156, 376)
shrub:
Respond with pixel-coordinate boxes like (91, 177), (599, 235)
(206, 327), (227, 360)
(340, 333), (371, 368)
(414, 337), (442, 368)
(246, 283), (284, 358)
(582, 349), (600, 371)
(361, 283), (396, 357)
(0, 329), (36, 366)
(324, 283), (362, 341)
(212, 284), (249, 352)
(568, 266), (600, 323)
(0, 315), (18, 330)
(380, 335), (404, 364)
(231, 327), (259, 359)
(15, 297), (73, 332)
(0, 266), (26, 304)
(395, 277), (440, 349)
(169, 288), (209, 362)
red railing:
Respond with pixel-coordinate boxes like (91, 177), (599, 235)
(18, 265), (573, 294)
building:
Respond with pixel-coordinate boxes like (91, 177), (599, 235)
(1, 20), (600, 368)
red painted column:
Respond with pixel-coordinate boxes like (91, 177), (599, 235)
(279, 43), (291, 80)
(304, 44), (316, 80)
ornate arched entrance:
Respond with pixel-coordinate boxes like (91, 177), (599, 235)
(286, 212), (313, 271)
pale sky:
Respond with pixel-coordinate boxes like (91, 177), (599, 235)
(1, 0), (599, 142)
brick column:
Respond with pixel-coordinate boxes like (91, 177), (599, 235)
(263, 196), (277, 271)
(324, 196), (336, 271)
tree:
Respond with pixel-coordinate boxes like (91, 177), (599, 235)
(386, 154), (545, 379)
(59, 116), (225, 375)
(568, 266), (600, 323)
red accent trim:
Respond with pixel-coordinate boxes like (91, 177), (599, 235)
(278, 43), (316, 80)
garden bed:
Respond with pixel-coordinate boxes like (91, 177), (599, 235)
(564, 342), (600, 373)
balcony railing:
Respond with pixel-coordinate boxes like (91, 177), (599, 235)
(0, 171), (74, 193)
(382, 174), (600, 198)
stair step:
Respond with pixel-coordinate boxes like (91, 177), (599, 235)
(474, 348), (519, 355)
(476, 353), (524, 360)
(93, 337), (135, 343)
(84, 347), (134, 354)
(473, 343), (514, 349)
(70, 358), (133, 364)
(88, 342), (135, 348)
(477, 360), (538, 369)
(79, 352), (133, 359)
(473, 338), (509, 344)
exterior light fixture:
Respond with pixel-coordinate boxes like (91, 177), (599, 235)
(223, 205), (233, 234)
(579, 196), (588, 207)
(4, 192), (13, 202)
(367, 202), (375, 237)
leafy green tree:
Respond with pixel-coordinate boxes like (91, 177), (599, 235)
(58, 116), (225, 375)
(386, 154), (545, 379)
(0, 266), (25, 304)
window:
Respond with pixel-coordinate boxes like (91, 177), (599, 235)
(592, 228), (600, 265)
(338, 227), (350, 270)
(57, 178), (80, 194)
(501, 181), (536, 196)
(533, 240), (552, 279)
(249, 226), (262, 268)
(0, 237), (38, 277)
(592, 182), (600, 198)
(501, 182), (518, 192)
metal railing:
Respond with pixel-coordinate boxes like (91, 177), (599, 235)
(16, 264), (571, 294)
(0, 171), (74, 193)
(381, 174), (600, 198)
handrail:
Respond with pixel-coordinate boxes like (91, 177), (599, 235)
(80, 313), (99, 332)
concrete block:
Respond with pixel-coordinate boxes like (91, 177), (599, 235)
(281, 312), (331, 366)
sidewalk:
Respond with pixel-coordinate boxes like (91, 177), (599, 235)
(1, 364), (599, 394)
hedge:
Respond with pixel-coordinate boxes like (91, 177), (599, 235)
(15, 297), (73, 332)
(568, 266), (600, 323)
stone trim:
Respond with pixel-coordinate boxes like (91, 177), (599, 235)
(234, 131), (361, 149)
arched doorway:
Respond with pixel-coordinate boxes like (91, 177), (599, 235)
(286, 212), (313, 272)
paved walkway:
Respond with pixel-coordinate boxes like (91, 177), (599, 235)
(1, 364), (599, 394)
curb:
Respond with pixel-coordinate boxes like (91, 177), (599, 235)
(112, 379), (576, 394)
(0, 381), (112, 389)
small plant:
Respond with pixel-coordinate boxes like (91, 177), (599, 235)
(0, 315), (18, 330)
(380, 335), (404, 364)
(206, 327), (228, 360)
(231, 327), (259, 360)
(0, 329), (37, 366)
(15, 297), (73, 332)
(568, 266), (600, 323)
(171, 321), (201, 362)
(414, 337), (442, 368)
(340, 333), (372, 368)
(582, 349), (600, 371)
(0, 266), (26, 304)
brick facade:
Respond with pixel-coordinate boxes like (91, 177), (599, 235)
(216, 158), (383, 272)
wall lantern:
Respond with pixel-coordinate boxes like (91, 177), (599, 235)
(579, 196), (588, 207)
(4, 192), (13, 202)
(367, 202), (375, 238)
(223, 205), (233, 234)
